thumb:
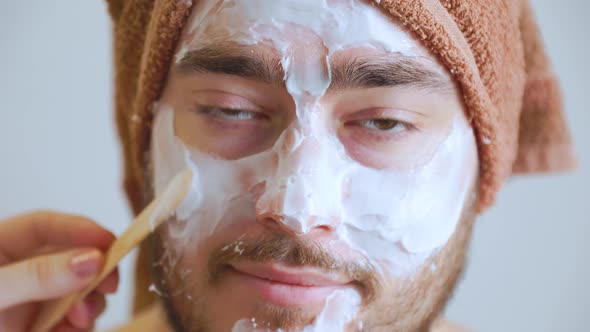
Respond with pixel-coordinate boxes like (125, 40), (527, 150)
(0, 249), (103, 310)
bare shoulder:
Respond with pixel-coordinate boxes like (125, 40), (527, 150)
(430, 318), (471, 332)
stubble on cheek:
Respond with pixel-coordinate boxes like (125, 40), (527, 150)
(355, 193), (477, 332)
(151, 226), (378, 331)
(143, 131), (479, 332)
(147, 191), (476, 332)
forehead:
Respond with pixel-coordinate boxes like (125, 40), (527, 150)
(179, 0), (433, 59)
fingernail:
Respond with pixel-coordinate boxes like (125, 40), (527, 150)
(71, 250), (102, 278)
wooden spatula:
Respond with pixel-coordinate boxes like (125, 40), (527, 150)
(31, 168), (194, 332)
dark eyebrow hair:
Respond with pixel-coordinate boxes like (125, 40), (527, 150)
(175, 45), (453, 93)
(175, 45), (285, 84)
(330, 55), (452, 93)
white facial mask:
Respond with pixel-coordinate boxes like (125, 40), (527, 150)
(152, 0), (478, 330)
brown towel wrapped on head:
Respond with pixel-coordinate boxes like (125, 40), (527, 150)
(105, 0), (576, 314)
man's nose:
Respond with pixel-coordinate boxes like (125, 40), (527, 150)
(255, 127), (342, 235)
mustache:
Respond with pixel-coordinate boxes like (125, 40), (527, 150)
(208, 232), (379, 301)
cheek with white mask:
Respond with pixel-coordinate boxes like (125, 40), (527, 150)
(152, 105), (477, 276)
(150, 0), (479, 329)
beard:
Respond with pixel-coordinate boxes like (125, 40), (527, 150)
(147, 191), (476, 332)
(141, 154), (479, 332)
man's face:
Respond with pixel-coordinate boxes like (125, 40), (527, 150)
(149, 0), (479, 331)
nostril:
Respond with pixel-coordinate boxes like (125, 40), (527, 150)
(309, 215), (339, 234)
(256, 204), (282, 222)
(258, 212), (284, 227)
(258, 213), (338, 236)
(262, 214), (285, 225)
(313, 224), (334, 233)
(259, 215), (300, 235)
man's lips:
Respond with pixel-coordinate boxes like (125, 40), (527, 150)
(227, 262), (353, 306)
(232, 262), (351, 286)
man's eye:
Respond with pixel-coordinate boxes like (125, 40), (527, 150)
(199, 107), (260, 120)
(358, 119), (408, 132)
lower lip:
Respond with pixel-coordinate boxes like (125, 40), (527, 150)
(228, 267), (346, 306)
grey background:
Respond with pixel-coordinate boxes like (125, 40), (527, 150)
(0, 1), (587, 331)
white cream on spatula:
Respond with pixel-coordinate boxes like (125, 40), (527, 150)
(30, 168), (197, 332)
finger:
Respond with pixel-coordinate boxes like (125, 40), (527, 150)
(0, 249), (103, 310)
(96, 268), (119, 294)
(66, 292), (105, 330)
(0, 210), (115, 261)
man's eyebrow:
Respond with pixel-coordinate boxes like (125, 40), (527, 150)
(330, 55), (453, 93)
(175, 45), (285, 84)
(176, 46), (452, 93)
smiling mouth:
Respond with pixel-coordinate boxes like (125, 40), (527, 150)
(227, 262), (354, 306)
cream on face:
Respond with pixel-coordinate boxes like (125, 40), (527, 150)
(151, 0), (478, 330)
